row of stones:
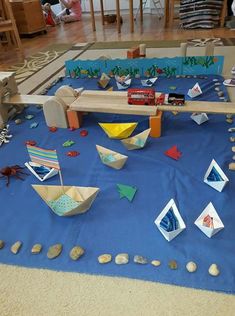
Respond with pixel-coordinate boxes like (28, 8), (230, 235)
(0, 241), (219, 277)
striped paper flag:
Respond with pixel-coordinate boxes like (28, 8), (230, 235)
(27, 145), (60, 170)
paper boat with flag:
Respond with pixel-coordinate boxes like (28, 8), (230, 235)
(25, 161), (58, 182)
(191, 113), (209, 125)
(121, 128), (151, 150)
(96, 145), (128, 169)
(32, 185), (100, 216)
(188, 82), (202, 98)
(141, 77), (158, 87)
(99, 122), (137, 139)
(204, 159), (229, 192)
(154, 199), (186, 242)
(194, 202), (224, 238)
(115, 75), (131, 90)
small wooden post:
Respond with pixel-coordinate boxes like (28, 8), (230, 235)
(67, 110), (83, 129)
(149, 110), (163, 138)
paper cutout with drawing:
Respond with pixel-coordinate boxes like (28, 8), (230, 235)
(117, 184), (137, 202)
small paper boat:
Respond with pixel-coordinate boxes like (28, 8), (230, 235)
(191, 113), (209, 125)
(25, 161), (58, 182)
(194, 202), (224, 238)
(188, 82), (202, 98)
(116, 79), (132, 90)
(96, 145), (128, 169)
(204, 159), (229, 192)
(99, 122), (137, 139)
(32, 185), (100, 216)
(121, 128), (151, 150)
(141, 77), (158, 87)
(154, 199), (186, 242)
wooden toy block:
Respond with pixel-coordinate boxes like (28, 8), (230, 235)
(149, 110), (163, 138)
(43, 96), (68, 128)
(55, 85), (79, 105)
(67, 109), (83, 129)
(139, 44), (146, 57)
(127, 47), (140, 59)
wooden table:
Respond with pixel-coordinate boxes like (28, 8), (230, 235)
(88, 0), (143, 33)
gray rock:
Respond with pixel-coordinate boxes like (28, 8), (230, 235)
(15, 119), (22, 125)
(214, 82), (221, 86)
(217, 91), (224, 97)
(168, 260), (178, 270)
(134, 255), (148, 264)
(208, 263), (220, 276)
(31, 244), (42, 254)
(213, 78), (219, 82)
(151, 260), (161, 267)
(47, 244), (62, 259)
(0, 240), (5, 249)
(69, 246), (84, 261)
(186, 261), (197, 273)
(11, 241), (22, 254)
(215, 87), (220, 91)
(98, 254), (112, 264)
(115, 253), (129, 265)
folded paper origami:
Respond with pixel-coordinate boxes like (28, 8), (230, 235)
(97, 73), (111, 89)
(96, 145), (128, 169)
(32, 185), (100, 216)
(204, 159), (229, 192)
(117, 183), (137, 202)
(188, 82), (202, 98)
(25, 161), (58, 182)
(141, 77), (158, 87)
(98, 122), (137, 139)
(115, 74), (132, 90)
(121, 128), (151, 150)
(191, 113), (209, 125)
(194, 202), (224, 238)
(154, 199), (186, 242)
(164, 145), (182, 160)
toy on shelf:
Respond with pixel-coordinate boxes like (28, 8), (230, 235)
(156, 93), (185, 106)
(99, 122), (137, 139)
(188, 82), (202, 98)
(127, 46), (140, 59)
(194, 202), (224, 238)
(141, 77), (158, 87)
(128, 88), (155, 105)
(139, 44), (146, 58)
(115, 75), (132, 90)
(204, 159), (229, 192)
(0, 165), (28, 186)
(191, 113), (209, 125)
(97, 73), (111, 89)
(96, 145), (128, 169)
(223, 66), (235, 87)
(0, 124), (12, 147)
(121, 128), (151, 150)
(154, 199), (186, 242)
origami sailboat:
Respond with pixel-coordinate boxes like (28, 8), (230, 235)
(96, 145), (128, 170)
(191, 113), (209, 125)
(121, 128), (151, 150)
(204, 159), (229, 192)
(99, 122), (137, 139)
(32, 185), (100, 216)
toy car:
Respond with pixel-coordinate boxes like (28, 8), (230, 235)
(128, 88), (155, 105)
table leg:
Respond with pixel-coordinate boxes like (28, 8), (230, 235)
(140, 0), (143, 23)
(116, 0), (121, 33)
(100, 0), (105, 25)
(220, 1), (227, 27)
(129, 0), (134, 33)
(164, 0), (169, 28)
(89, 0), (96, 31)
(168, 0), (174, 28)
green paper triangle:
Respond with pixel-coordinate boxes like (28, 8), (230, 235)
(117, 184), (137, 202)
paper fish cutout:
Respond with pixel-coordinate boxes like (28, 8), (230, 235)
(99, 122), (137, 139)
(141, 77), (158, 87)
(188, 82), (202, 98)
(194, 202), (224, 238)
(63, 140), (75, 147)
(204, 159), (229, 192)
(165, 145), (182, 160)
(96, 145), (128, 169)
(191, 113), (209, 125)
(117, 184), (137, 202)
(32, 185), (100, 216)
(121, 128), (151, 150)
(25, 161), (58, 182)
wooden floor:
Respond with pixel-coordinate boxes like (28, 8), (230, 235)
(0, 13), (235, 70)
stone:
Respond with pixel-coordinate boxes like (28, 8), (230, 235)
(226, 118), (233, 124)
(217, 91), (224, 97)
(11, 241), (22, 254)
(229, 162), (235, 171)
(134, 255), (148, 264)
(232, 146), (235, 152)
(213, 78), (219, 82)
(115, 253), (129, 265)
(0, 240), (5, 249)
(230, 137), (235, 142)
(15, 119), (22, 125)
(233, 155), (235, 160)
(227, 114), (233, 119)
(151, 260), (161, 267)
(69, 246), (84, 261)
(208, 263), (220, 276)
(31, 243), (42, 254)
(168, 260), (178, 270)
(47, 243), (62, 259)
(186, 261), (197, 273)
(215, 87), (220, 91)
(98, 254), (112, 264)
(228, 127), (235, 132)
(36, 105), (42, 109)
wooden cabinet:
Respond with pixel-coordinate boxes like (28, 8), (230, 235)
(10, 0), (47, 35)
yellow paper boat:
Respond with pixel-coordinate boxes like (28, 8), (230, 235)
(121, 128), (151, 150)
(96, 145), (128, 170)
(32, 185), (100, 216)
(99, 122), (137, 139)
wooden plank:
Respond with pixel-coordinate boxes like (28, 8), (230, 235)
(3, 94), (50, 105)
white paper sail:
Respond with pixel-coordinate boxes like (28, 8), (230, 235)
(116, 79), (131, 90)
(121, 128), (151, 150)
(96, 145), (128, 169)
(141, 77), (158, 87)
(204, 159), (229, 192)
(194, 202), (224, 238)
(154, 199), (186, 242)
(25, 161), (58, 182)
(32, 185), (100, 216)
(191, 113), (209, 125)
(188, 82), (202, 98)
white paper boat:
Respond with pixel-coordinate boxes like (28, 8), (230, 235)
(25, 161), (58, 182)
(32, 185), (100, 216)
(188, 82), (202, 98)
(141, 77), (158, 87)
(204, 159), (229, 192)
(194, 202), (224, 238)
(154, 199), (186, 242)
(121, 128), (151, 150)
(96, 145), (128, 169)
(116, 79), (132, 90)
(191, 113), (209, 125)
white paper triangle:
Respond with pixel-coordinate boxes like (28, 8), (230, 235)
(191, 113), (209, 125)
(187, 82), (202, 98)
(204, 159), (229, 192)
(25, 162), (58, 182)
